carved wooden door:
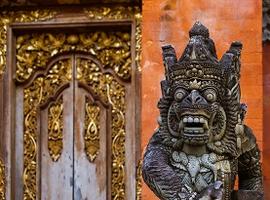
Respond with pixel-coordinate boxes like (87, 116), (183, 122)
(37, 54), (112, 200)
(0, 7), (141, 199)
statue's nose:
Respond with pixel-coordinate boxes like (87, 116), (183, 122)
(183, 90), (207, 105)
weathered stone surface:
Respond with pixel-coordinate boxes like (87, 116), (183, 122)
(142, 22), (263, 200)
(231, 190), (263, 200)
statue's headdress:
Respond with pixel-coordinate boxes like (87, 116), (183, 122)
(160, 21), (243, 157)
(162, 21), (242, 92)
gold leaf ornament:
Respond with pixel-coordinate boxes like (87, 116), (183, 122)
(84, 101), (101, 162)
(0, 9), (57, 76)
(48, 98), (64, 162)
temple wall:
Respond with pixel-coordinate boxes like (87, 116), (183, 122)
(141, 0), (263, 199)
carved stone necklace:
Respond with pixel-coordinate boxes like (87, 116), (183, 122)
(171, 151), (219, 193)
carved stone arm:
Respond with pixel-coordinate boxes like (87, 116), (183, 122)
(237, 125), (263, 193)
(142, 142), (197, 200)
(238, 145), (263, 192)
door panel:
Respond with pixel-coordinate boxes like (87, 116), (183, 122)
(22, 56), (73, 200)
(37, 55), (113, 200)
(73, 86), (109, 200)
(40, 90), (74, 200)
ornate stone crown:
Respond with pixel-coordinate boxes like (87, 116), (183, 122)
(162, 21), (242, 89)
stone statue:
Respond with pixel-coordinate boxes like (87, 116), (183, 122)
(142, 22), (263, 200)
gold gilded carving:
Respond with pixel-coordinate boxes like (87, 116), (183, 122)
(0, 158), (5, 200)
(84, 6), (141, 71)
(84, 98), (101, 162)
(23, 59), (71, 199)
(77, 58), (126, 200)
(135, 11), (142, 72)
(0, 9), (56, 76)
(136, 159), (142, 200)
(16, 31), (131, 82)
(48, 97), (64, 162)
(84, 6), (135, 20)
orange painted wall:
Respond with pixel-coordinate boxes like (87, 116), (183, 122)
(141, 0), (263, 199)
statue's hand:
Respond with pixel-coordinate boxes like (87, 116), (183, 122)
(197, 181), (223, 200)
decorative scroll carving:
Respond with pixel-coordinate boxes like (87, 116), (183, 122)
(135, 11), (142, 72)
(84, 6), (141, 71)
(0, 9), (56, 76)
(77, 58), (126, 200)
(136, 160), (142, 200)
(84, 98), (101, 162)
(0, 158), (5, 200)
(48, 97), (64, 162)
(23, 59), (71, 199)
(16, 31), (131, 82)
(84, 6), (139, 20)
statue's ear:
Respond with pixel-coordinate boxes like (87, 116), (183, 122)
(160, 80), (170, 98)
(162, 45), (177, 80)
(220, 41), (242, 92)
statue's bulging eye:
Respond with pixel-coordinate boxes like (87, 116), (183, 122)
(204, 89), (217, 102)
(174, 89), (187, 101)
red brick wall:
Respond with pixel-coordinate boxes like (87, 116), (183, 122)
(141, 0), (263, 199)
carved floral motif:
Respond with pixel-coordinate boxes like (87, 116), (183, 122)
(136, 159), (142, 200)
(135, 11), (142, 72)
(48, 97), (64, 162)
(0, 9), (56, 76)
(84, 99), (101, 162)
(0, 159), (5, 200)
(84, 6), (140, 20)
(16, 31), (131, 82)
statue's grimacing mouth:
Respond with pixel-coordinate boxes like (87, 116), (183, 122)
(180, 115), (209, 135)
(178, 109), (222, 144)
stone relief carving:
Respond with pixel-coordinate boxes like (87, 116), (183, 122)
(142, 22), (263, 200)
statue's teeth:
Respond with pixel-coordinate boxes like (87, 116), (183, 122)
(199, 118), (205, 123)
(194, 118), (199, 123)
(183, 117), (188, 123)
(187, 117), (193, 123)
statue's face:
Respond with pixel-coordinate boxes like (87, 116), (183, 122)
(168, 79), (226, 145)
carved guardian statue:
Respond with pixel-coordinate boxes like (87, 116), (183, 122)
(142, 22), (263, 200)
